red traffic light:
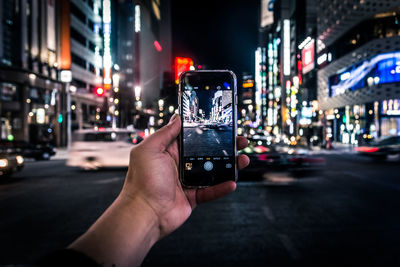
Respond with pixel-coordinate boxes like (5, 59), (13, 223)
(95, 87), (104, 96)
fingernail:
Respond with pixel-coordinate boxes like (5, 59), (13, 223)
(168, 114), (178, 125)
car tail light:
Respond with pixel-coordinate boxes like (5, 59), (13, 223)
(289, 157), (302, 163)
(258, 154), (269, 161)
(355, 146), (379, 153)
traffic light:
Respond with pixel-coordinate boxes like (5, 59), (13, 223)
(58, 114), (63, 123)
(95, 87), (105, 96)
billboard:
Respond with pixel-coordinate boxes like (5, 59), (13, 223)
(329, 51), (400, 97)
(261, 0), (274, 28)
(302, 40), (314, 74)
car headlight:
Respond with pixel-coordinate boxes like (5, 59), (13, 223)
(0, 159), (8, 168)
(16, 155), (24, 165)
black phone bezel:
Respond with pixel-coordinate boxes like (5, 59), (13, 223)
(178, 70), (238, 188)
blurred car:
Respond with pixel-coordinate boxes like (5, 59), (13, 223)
(285, 153), (326, 174)
(355, 135), (400, 160)
(239, 139), (286, 177)
(0, 140), (56, 160)
(0, 145), (24, 177)
(13, 141), (56, 160)
(67, 128), (144, 170)
(239, 138), (326, 178)
(217, 123), (230, 131)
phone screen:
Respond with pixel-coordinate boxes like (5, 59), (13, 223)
(179, 71), (237, 187)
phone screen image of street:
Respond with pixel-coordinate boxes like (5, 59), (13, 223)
(183, 88), (233, 157)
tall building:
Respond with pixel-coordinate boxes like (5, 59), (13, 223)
(133, 0), (172, 108)
(112, 0), (172, 129)
(182, 90), (198, 122)
(111, 0), (137, 128)
(239, 73), (256, 118)
(65, 0), (110, 131)
(0, 0), (66, 146)
(257, 0), (300, 140)
(316, 1), (400, 144)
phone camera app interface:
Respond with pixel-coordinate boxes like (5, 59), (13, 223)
(182, 74), (235, 185)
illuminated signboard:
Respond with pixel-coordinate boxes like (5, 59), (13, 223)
(382, 99), (400, 116)
(283, 19), (291, 76)
(302, 40), (314, 74)
(329, 51), (400, 97)
(103, 0), (112, 87)
(175, 57), (194, 84)
(261, 0), (274, 28)
(135, 5), (141, 33)
(299, 107), (312, 125)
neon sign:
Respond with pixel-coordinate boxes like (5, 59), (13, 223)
(174, 57), (193, 84)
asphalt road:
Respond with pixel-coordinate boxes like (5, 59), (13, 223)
(0, 153), (399, 266)
(184, 127), (233, 157)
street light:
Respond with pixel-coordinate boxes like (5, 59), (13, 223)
(112, 73), (120, 87)
(135, 86), (141, 100)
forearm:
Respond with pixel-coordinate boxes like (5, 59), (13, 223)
(69, 195), (160, 267)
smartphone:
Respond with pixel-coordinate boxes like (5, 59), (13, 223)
(178, 70), (237, 187)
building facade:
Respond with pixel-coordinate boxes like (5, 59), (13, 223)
(0, 0), (67, 146)
(317, 1), (400, 144)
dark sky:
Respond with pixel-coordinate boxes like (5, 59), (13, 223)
(171, 0), (260, 79)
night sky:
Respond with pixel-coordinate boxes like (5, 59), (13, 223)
(195, 90), (214, 118)
(171, 0), (260, 80)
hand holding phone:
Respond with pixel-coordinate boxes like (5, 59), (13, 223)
(179, 70), (238, 187)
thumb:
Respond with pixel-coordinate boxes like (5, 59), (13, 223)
(143, 114), (181, 151)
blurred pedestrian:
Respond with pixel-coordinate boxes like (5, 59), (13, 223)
(37, 114), (250, 267)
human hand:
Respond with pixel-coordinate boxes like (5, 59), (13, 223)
(120, 114), (250, 239)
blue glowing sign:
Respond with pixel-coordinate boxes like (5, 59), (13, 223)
(329, 51), (400, 97)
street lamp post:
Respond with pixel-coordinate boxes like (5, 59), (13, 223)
(60, 70), (72, 148)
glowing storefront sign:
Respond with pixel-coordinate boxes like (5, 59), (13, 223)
(329, 51), (400, 97)
(302, 40), (314, 74)
(299, 107), (312, 125)
(135, 5), (141, 33)
(255, 48), (262, 124)
(60, 70), (72, 82)
(283, 19), (291, 76)
(37, 108), (45, 124)
(261, 0), (274, 28)
(382, 99), (400, 115)
(317, 53), (327, 65)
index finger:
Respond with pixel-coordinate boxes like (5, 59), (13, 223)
(237, 136), (248, 150)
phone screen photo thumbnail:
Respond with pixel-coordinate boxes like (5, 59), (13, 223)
(183, 87), (233, 158)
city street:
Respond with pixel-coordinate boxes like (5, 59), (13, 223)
(1, 153), (399, 266)
(184, 127), (233, 156)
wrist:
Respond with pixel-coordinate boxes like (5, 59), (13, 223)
(117, 192), (161, 242)
(69, 194), (161, 267)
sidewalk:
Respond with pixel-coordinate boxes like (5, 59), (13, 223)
(52, 148), (69, 160)
(308, 142), (356, 155)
